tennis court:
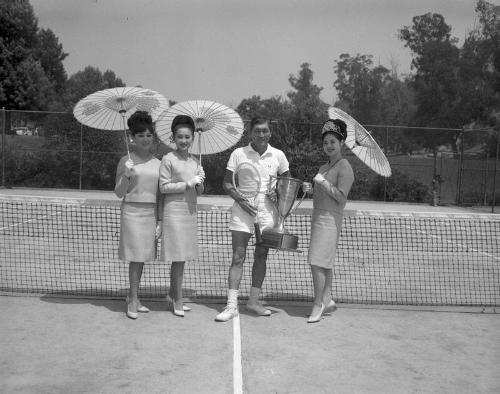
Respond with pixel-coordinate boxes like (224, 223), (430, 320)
(1, 188), (499, 393)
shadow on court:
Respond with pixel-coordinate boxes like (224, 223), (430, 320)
(1, 295), (499, 394)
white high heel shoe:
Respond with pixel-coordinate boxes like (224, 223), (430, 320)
(126, 303), (138, 320)
(307, 303), (325, 323)
(126, 296), (150, 313)
(166, 295), (191, 312)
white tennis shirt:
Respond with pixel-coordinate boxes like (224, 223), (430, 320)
(226, 143), (290, 193)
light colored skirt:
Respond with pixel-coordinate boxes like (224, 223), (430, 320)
(307, 208), (343, 269)
(161, 201), (198, 262)
(119, 202), (157, 263)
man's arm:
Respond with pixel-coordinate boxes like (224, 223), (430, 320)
(223, 169), (257, 216)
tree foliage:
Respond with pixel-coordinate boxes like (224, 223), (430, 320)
(0, 0), (67, 110)
(64, 66), (125, 111)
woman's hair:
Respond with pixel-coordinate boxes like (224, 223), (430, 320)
(171, 115), (195, 136)
(321, 119), (347, 142)
(249, 116), (269, 130)
(127, 111), (154, 135)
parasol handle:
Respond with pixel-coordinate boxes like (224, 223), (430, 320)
(197, 129), (202, 165)
(121, 112), (130, 159)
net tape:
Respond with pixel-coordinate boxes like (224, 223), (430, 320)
(1, 197), (499, 306)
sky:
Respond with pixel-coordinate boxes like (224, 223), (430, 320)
(30, 0), (500, 107)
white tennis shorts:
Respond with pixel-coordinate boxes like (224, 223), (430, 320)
(229, 194), (278, 234)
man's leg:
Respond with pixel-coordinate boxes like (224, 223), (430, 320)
(246, 244), (271, 316)
(228, 231), (251, 289)
(215, 231), (251, 322)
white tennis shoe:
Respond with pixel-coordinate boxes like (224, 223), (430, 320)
(215, 306), (239, 322)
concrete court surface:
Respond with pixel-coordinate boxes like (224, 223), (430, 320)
(0, 295), (499, 394)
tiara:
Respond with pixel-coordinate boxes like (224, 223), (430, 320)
(322, 121), (340, 135)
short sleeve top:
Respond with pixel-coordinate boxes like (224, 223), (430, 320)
(226, 143), (289, 193)
(114, 155), (161, 203)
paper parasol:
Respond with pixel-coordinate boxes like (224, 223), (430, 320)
(155, 100), (244, 159)
(73, 86), (169, 155)
(328, 107), (391, 177)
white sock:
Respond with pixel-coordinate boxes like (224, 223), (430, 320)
(228, 289), (238, 309)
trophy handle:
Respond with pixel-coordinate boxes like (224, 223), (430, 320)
(267, 174), (277, 193)
(289, 189), (307, 216)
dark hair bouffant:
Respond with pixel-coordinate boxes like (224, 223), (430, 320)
(127, 111), (154, 136)
(321, 119), (347, 142)
(171, 115), (195, 133)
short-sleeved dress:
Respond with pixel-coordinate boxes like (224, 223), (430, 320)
(159, 151), (203, 262)
(307, 158), (354, 269)
(115, 154), (161, 263)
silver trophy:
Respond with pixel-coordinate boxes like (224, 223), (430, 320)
(260, 176), (305, 250)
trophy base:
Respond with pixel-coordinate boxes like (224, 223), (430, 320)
(259, 230), (300, 251)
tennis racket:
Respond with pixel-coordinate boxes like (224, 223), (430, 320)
(233, 162), (262, 244)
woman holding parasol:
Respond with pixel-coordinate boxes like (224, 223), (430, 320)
(159, 115), (205, 317)
(307, 119), (354, 323)
(114, 111), (163, 319)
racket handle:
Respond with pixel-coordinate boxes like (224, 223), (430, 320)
(254, 223), (263, 245)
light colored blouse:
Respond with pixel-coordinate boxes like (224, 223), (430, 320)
(114, 154), (161, 203)
(313, 158), (354, 214)
(159, 151), (204, 203)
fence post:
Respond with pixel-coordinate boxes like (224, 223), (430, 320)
(492, 129), (499, 213)
(455, 130), (464, 205)
(482, 152), (488, 206)
(383, 127), (388, 202)
(1, 107), (5, 188)
(432, 149), (438, 206)
(79, 124), (83, 190)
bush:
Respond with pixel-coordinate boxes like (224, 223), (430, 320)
(370, 169), (430, 203)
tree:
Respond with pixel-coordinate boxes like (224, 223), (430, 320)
(64, 66), (125, 110)
(398, 13), (461, 127)
(334, 53), (392, 124)
(33, 28), (68, 96)
(0, 0), (67, 110)
(31, 67), (127, 189)
(333, 53), (417, 153)
(287, 63), (328, 124)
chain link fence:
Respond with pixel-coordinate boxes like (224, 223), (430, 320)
(1, 109), (499, 210)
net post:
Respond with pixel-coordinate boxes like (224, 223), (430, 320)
(1, 107), (5, 188)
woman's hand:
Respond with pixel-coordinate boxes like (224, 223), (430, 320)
(124, 158), (134, 178)
(155, 221), (162, 239)
(187, 175), (203, 188)
(302, 181), (313, 195)
(197, 166), (206, 181)
(313, 173), (326, 185)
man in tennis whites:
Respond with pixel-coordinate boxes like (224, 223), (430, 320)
(215, 117), (291, 322)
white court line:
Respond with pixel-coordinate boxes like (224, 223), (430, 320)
(395, 220), (500, 262)
(233, 313), (243, 394)
(0, 211), (63, 231)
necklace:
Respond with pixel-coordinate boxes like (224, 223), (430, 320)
(326, 156), (342, 170)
